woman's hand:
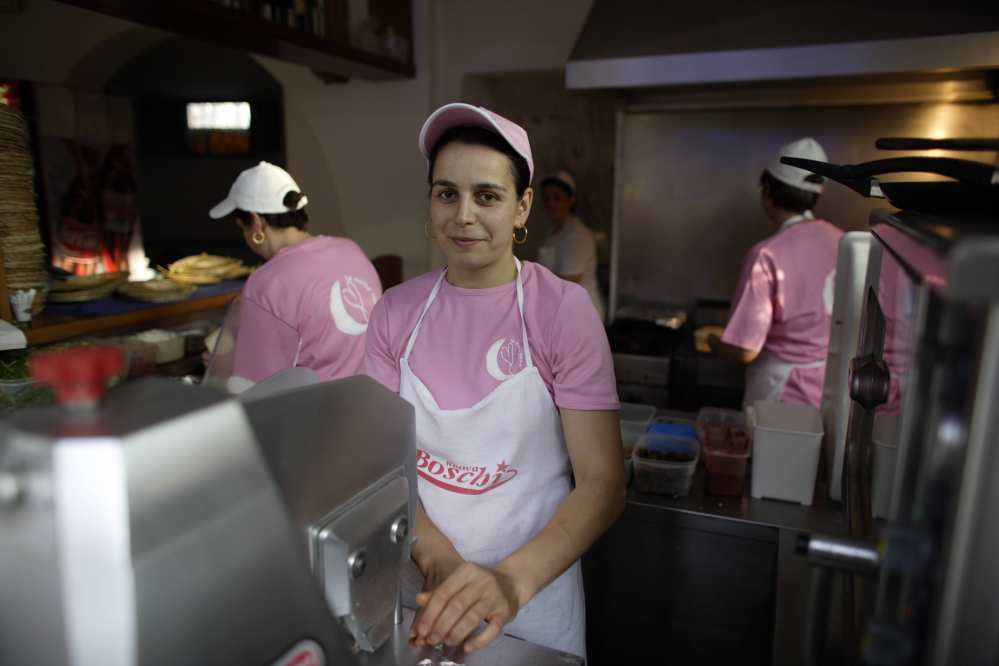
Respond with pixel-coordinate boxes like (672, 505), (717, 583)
(409, 546), (464, 645)
(412, 561), (523, 653)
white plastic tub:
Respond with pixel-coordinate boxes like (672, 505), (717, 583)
(871, 416), (900, 519)
(750, 400), (824, 506)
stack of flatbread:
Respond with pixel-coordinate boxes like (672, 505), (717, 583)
(47, 272), (129, 303)
(0, 104), (46, 314)
(158, 253), (253, 285)
(118, 279), (195, 303)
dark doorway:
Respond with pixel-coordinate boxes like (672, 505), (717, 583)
(108, 37), (285, 269)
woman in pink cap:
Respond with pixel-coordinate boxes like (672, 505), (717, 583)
(365, 105), (625, 658)
(708, 139), (844, 409)
(209, 161), (382, 382)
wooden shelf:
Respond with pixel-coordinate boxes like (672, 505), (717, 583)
(54, 0), (415, 81)
(24, 290), (241, 346)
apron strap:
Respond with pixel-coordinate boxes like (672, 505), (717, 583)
(403, 269), (448, 361)
(402, 258), (534, 369)
(513, 258), (533, 369)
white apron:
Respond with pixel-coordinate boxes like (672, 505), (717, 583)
(399, 260), (586, 658)
(742, 210), (827, 410)
(743, 349), (826, 410)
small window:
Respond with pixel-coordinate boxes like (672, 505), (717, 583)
(186, 102), (251, 130)
(187, 102), (251, 155)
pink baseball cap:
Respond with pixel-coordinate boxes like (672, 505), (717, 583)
(419, 103), (534, 183)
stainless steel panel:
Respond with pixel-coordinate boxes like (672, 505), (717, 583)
(0, 430), (68, 666)
(241, 375), (418, 555)
(319, 474), (409, 652)
(612, 100), (999, 311)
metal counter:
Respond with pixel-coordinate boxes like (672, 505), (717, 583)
(358, 608), (583, 666)
(582, 410), (842, 666)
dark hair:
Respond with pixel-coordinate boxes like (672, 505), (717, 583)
(540, 177), (574, 199)
(427, 125), (531, 197)
(232, 190), (308, 230)
(759, 171), (824, 213)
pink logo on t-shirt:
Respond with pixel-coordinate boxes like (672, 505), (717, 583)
(330, 275), (377, 336)
(416, 449), (518, 495)
(485, 337), (524, 381)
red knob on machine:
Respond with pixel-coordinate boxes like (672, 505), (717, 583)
(30, 345), (125, 410)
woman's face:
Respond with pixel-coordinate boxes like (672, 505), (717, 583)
(542, 183), (574, 226)
(430, 142), (532, 272)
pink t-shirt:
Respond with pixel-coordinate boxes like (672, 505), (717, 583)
(365, 261), (619, 411)
(722, 219), (844, 364)
(243, 235), (382, 381)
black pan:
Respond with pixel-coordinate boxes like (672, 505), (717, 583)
(780, 156), (999, 216)
(875, 137), (999, 152)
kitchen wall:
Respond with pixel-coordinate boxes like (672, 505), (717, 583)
(0, 0), (598, 281)
(463, 72), (616, 279)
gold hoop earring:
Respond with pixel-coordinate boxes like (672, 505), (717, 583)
(513, 226), (528, 244)
(425, 220), (437, 239)
(252, 231), (265, 245)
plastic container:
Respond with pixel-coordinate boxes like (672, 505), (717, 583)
(169, 320), (216, 356)
(129, 329), (185, 365)
(749, 400), (824, 505)
(704, 444), (752, 496)
(696, 407), (747, 445)
(620, 402), (656, 430)
(632, 433), (699, 496)
(871, 416), (899, 519)
(120, 338), (158, 378)
(620, 402), (657, 462)
(0, 377), (56, 414)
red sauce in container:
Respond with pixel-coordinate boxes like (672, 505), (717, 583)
(705, 469), (746, 496)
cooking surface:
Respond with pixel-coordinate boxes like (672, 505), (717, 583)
(356, 608), (584, 666)
(606, 319), (684, 357)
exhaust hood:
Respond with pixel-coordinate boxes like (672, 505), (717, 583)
(566, 0), (999, 90)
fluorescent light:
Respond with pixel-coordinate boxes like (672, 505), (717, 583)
(186, 102), (251, 130)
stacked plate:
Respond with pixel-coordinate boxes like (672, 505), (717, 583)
(159, 253), (253, 285)
(47, 272), (129, 303)
(118, 279), (196, 303)
(0, 104), (46, 314)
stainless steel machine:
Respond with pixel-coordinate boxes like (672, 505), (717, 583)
(0, 355), (584, 666)
(799, 207), (999, 665)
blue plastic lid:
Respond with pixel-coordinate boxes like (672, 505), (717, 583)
(647, 422), (696, 438)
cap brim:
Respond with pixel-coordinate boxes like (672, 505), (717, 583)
(209, 198), (236, 219)
(419, 103), (531, 171)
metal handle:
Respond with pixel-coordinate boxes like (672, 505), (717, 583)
(849, 356), (891, 412)
(797, 533), (881, 666)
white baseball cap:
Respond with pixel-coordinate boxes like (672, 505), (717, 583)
(419, 103), (534, 183)
(540, 171), (576, 195)
(209, 161), (308, 219)
(765, 138), (827, 194)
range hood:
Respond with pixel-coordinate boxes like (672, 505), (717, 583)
(566, 0), (999, 90)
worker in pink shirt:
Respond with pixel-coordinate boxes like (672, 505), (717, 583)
(209, 162), (382, 383)
(708, 138), (844, 410)
(365, 104), (624, 658)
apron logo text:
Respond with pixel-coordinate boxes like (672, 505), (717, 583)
(416, 449), (518, 495)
